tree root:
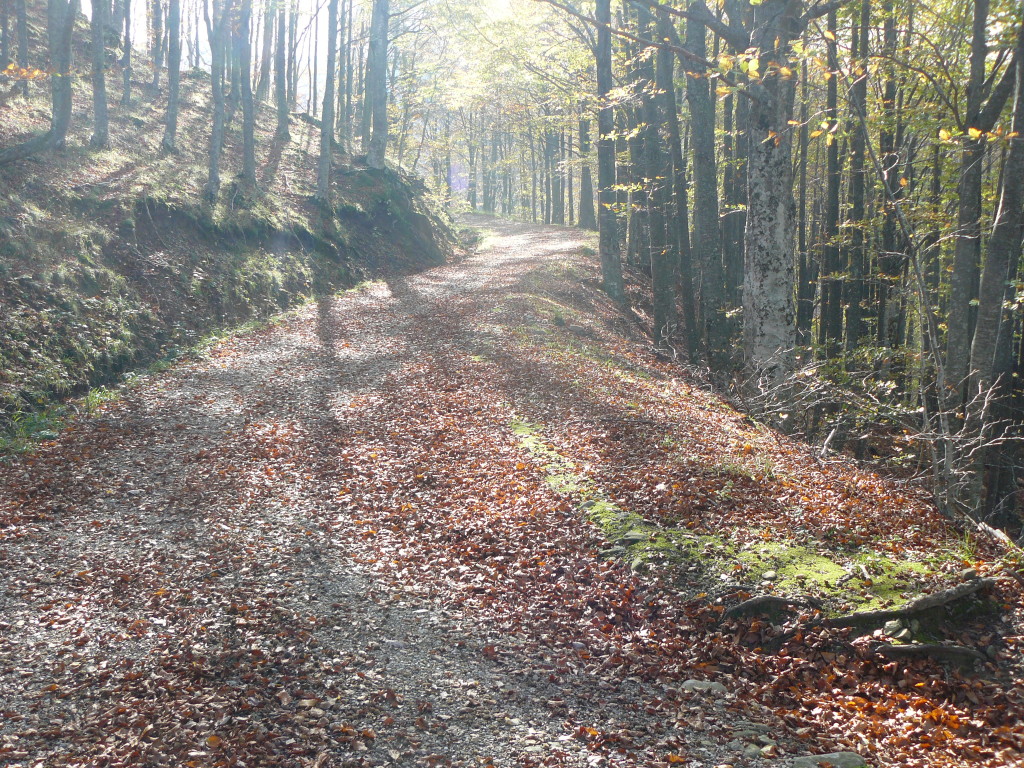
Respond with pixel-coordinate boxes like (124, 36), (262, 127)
(822, 578), (997, 630)
(873, 642), (988, 669)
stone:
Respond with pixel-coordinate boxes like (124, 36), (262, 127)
(743, 743), (763, 758)
(732, 720), (771, 734)
(762, 570), (777, 581)
(790, 751), (869, 768)
(883, 620), (903, 636)
(682, 679), (728, 695)
(618, 530), (647, 545)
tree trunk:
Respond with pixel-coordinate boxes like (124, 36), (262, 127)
(577, 114), (597, 230)
(161, 0), (181, 151)
(286, 5), (297, 107)
(150, 0), (164, 89)
(334, 0), (346, 148)
(366, 0), (388, 168)
(819, 10), (843, 356)
(795, 60), (813, 346)
(970, 28), (1024, 400)
(1, 0), (8, 67)
(316, 0), (339, 201)
(742, 0), (798, 377)
(0, 0), (80, 165)
(876, 1), (903, 349)
(90, 0), (109, 148)
(204, 0), (227, 200)
(238, 0), (256, 185)
(595, 0), (624, 302)
(664, 71), (697, 357)
(48, 0), (79, 148)
(255, 0), (273, 102)
(648, 6), (677, 344)
(947, 0), (1014, 400)
(684, 7), (725, 354)
(121, 0), (132, 105)
(844, 0), (869, 351)
(274, 1), (289, 140)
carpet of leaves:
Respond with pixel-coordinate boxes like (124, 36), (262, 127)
(1, 216), (1022, 768)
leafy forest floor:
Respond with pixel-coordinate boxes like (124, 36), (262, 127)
(1, 216), (1023, 768)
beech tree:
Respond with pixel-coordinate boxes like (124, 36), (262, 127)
(0, 0), (80, 164)
(162, 0), (181, 151)
(90, 0), (109, 148)
(317, 0), (340, 200)
(366, 0), (389, 168)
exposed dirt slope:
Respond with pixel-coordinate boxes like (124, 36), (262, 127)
(1, 217), (1021, 768)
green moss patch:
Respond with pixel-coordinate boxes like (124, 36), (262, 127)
(511, 416), (945, 611)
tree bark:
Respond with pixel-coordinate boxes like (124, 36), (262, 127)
(121, 0), (131, 105)
(742, 0), (798, 377)
(947, 0), (1014, 400)
(818, 11), (842, 356)
(1, 0), (8, 67)
(684, 5), (725, 354)
(970, 23), (1024, 403)
(366, 0), (388, 168)
(316, 0), (339, 201)
(648, 7), (677, 344)
(595, 0), (624, 302)
(90, 0), (110, 148)
(204, 0), (227, 199)
(274, 0), (289, 140)
(577, 113), (597, 230)
(844, 0), (869, 351)
(48, 0), (78, 147)
(795, 60), (813, 346)
(0, 0), (79, 164)
(876, 1), (903, 349)
(237, 0), (256, 185)
(161, 0), (180, 151)
(664, 73), (697, 357)
(150, 0), (164, 89)
(255, 0), (273, 102)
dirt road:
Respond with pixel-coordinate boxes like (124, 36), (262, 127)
(0, 217), (816, 767)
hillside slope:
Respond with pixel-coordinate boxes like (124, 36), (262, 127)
(0, 21), (454, 428)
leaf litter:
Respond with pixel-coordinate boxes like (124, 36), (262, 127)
(1, 216), (1022, 768)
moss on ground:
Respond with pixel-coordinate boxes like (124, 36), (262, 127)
(511, 416), (952, 613)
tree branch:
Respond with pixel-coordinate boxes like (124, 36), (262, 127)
(533, 0), (762, 103)
(630, 0), (748, 50)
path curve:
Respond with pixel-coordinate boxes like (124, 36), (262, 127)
(0, 216), (774, 768)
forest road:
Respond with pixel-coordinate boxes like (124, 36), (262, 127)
(0, 216), (773, 767)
